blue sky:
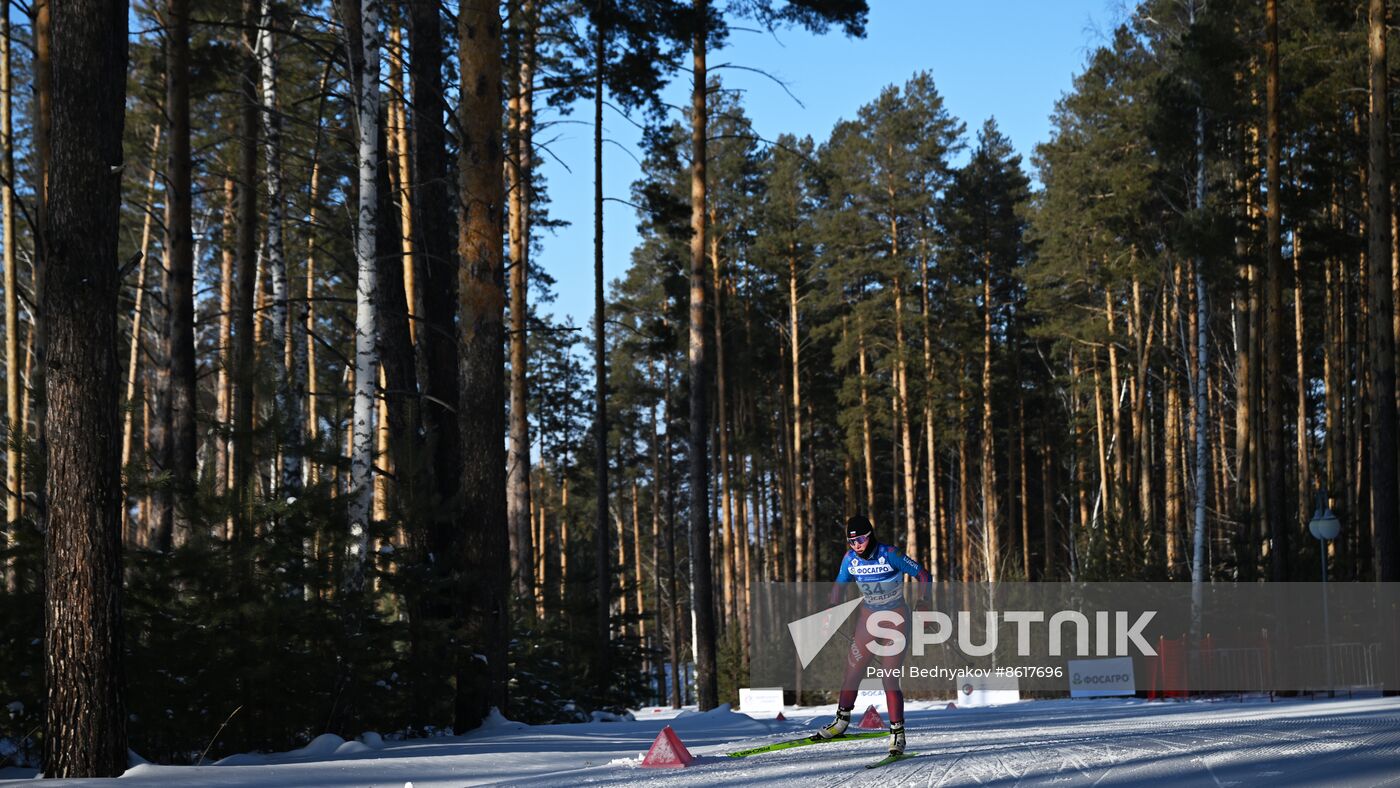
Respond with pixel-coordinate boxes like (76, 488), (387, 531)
(532, 0), (1130, 329)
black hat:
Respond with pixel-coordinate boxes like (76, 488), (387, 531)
(845, 515), (873, 540)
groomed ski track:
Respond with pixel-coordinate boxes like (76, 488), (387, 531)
(543, 697), (1400, 787)
(14, 697), (1400, 786)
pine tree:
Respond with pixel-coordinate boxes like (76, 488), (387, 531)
(456, 0), (510, 731)
(41, 0), (130, 775)
(1365, 0), (1398, 580)
(942, 119), (1030, 582)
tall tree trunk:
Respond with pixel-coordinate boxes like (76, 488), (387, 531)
(216, 176), (234, 502)
(387, 24), (419, 348)
(893, 266), (917, 560)
(301, 122), (325, 486)
(1018, 393), (1029, 578)
(981, 252), (999, 581)
(804, 403), (817, 579)
(1367, 0), (1399, 580)
(1092, 352), (1109, 531)
(372, 290), (390, 530)
(891, 395), (901, 544)
(712, 233), (735, 610)
(257, 2), (301, 494)
(119, 125), (161, 545)
(957, 370), (970, 580)
(160, 0), (194, 552)
(30, 0), (50, 532)
(232, 0), (261, 542)
(590, 8), (612, 692)
(408, 0), (462, 604)
(777, 354), (795, 580)
(858, 322), (876, 520)
(42, 0), (129, 774)
(148, 219), (171, 550)
(345, 0), (380, 588)
(521, 5), (539, 602)
(506, 0), (537, 606)
(1, 9), (18, 550)
(535, 474), (547, 614)
(456, 0), (509, 728)
(559, 477), (570, 591)
(1233, 120), (1258, 578)
(650, 376), (665, 701)
(1263, 0), (1287, 581)
(1041, 421), (1055, 578)
(374, 119), (419, 545)
(1325, 188), (1343, 515)
(1211, 371), (1230, 539)
(1129, 278), (1155, 556)
(687, 0), (717, 710)
(663, 354), (681, 709)
(920, 254), (940, 578)
(614, 492), (629, 627)
(1104, 291), (1123, 526)
(787, 249), (806, 581)
(1071, 351), (1088, 577)
(1188, 5), (1210, 591)
(631, 478), (646, 654)
(1293, 229), (1309, 525)
(1166, 268), (1183, 577)
(252, 248), (266, 349)
(737, 451), (752, 671)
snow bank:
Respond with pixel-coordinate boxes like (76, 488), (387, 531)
(289, 732), (346, 758)
(476, 706), (530, 733)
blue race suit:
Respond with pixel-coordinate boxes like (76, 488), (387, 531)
(830, 542), (930, 723)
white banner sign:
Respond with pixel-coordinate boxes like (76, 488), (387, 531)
(856, 681), (889, 712)
(1068, 657), (1136, 697)
(957, 675), (1021, 708)
(738, 687), (785, 715)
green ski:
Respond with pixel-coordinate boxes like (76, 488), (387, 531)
(727, 730), (887, 758)
(865, 752), (917, 769)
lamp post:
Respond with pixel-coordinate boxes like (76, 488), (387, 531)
(1308, 492), (1340, 694)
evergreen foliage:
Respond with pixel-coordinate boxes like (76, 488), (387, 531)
(2, 0), (1399, 773)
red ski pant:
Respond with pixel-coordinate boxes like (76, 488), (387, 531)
(837, 604), (906, 724)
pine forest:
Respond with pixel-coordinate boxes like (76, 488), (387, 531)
(1, 0), (1399, 778)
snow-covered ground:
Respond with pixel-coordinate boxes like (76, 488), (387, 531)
(6, 695), (1400, 786)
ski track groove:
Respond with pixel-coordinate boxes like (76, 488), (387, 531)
(791, 709), (1400, 788)
(525, 702), (1400, 787)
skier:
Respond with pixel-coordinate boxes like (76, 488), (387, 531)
(816, 514), (930, 757)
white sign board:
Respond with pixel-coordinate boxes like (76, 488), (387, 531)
(856, 680), (889, 712)
(957, 675), (1021, 708)
(738, 687), (784, 715)
(1068, 657), (1136, 697)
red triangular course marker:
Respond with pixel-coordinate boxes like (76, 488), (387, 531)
(945, 702), (958, 710)
(858, 705), (884, 729)
(641, 725), (694, 768)
(775, 711), (786, 721)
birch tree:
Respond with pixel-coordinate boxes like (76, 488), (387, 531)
(257, 0), (301, 493)
(345, 0), (380, 588)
